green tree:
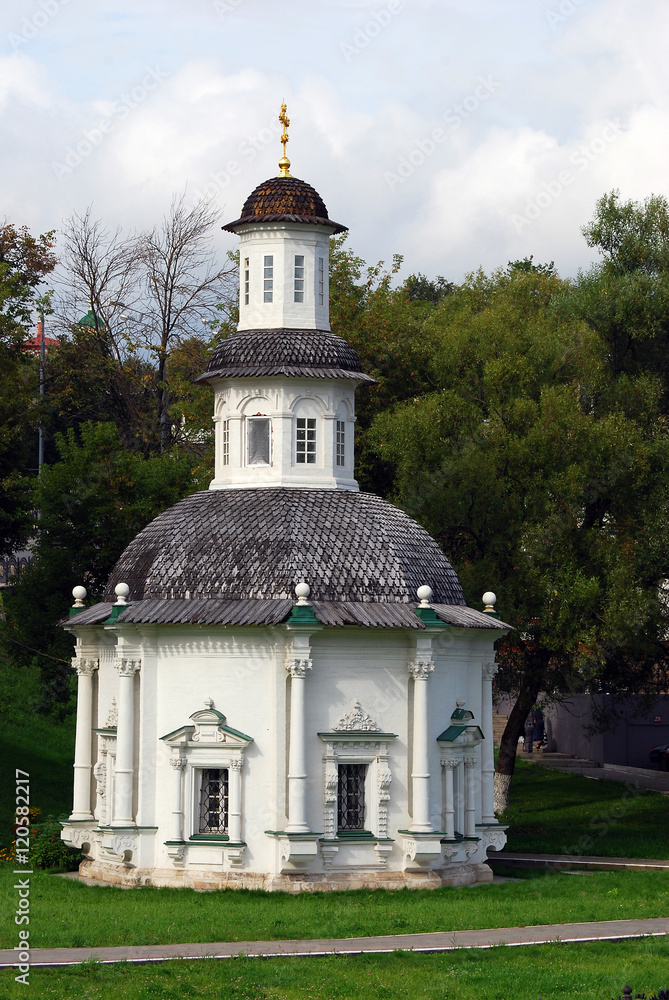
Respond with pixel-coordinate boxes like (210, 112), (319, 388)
(0, 224), (56, 554)
(370, 265), (669, 811)
(1, 422), (207, 714)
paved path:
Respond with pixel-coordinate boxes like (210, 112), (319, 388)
(1, 918), (667, 968)
(518, 751), (669, 793)
(488, 852), (669, 871)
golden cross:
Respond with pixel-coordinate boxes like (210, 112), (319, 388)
(278, 102), (291, 177)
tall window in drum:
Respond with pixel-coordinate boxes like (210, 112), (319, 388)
(263, 255), (273, 302)
(198, 768), (229, 834)
(243, 258), (250, 305)
(296, 417), (316, 464)
(335, 420), (345, 467)
(294, 255), (305, 302)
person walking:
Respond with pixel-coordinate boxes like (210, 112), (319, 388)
(532, 708), (545, 751)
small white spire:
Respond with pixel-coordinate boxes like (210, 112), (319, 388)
(72, 585), (87, 608)
(295, 581), (311, 606)
(204, 696), (213, 710)
(482, 591), (497, 613)
(416, 585), (433, 607)
(114, 582), (130, 606)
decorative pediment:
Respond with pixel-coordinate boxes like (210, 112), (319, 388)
(332, 700), (380, 732)
(437, 700), (484, 744)
(160, 699), (253, 747)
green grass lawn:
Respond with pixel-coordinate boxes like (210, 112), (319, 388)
(1, 938), (668, 1000)
(1, 866), (666, 950)
(502, 758), (669, 859)
(0, 656), (75, 845)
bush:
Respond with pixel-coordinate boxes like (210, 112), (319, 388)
(31, 816), (82, 871)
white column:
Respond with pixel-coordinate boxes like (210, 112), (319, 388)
(228, 759), (243, 842)
(285, 655), (312, 833)
(481, 660), (499, 824)
(169, 756), (185, 841)
(112, 658), (140, 827)
(69, 657), (99, 821)
(464, 754), (478, 838)
(408, 659), (435, 833)
(442, 759), (458, 840)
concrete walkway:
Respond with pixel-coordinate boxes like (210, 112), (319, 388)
(1, 918), (667, 968)
(518, 751), (669, 793)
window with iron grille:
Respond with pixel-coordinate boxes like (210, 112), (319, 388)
(335, 420), (345, 467)
(244, 258), (250, 305)
(318, 256), (324, 306)
(294, 255), (304, 302)
(337, 763), (367, 831)
(198, 768), (229, 834)
(296, 417), (316, 464)
(222, 419), (230, 466)
(263, 255), (273, 302)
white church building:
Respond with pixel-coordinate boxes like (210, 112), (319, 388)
(60, 116), (509, 890)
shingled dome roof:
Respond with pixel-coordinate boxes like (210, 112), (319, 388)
(104, 489), (465, 606)
(196, 328), (376, 383)
(223, 176), (347, 234)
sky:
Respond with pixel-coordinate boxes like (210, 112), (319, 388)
(1, 0), (668, 284)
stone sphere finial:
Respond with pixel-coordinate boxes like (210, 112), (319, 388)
(72, 585), (87, 608)
(114, 582), (130, 606)
(482, 591), (497, 613)
(416, 585), (433, 607)
(295, 581), (311, 606)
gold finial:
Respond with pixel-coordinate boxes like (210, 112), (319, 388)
(278, 102), (291, 177)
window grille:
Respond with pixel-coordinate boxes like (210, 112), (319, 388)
(296, 417), (316, 464)
(263, 255), (273, 303)
(294, 254), (305, 302)
(335, 420), (345, 467)
(198, 768), (229, 834)
(247, 417), (271, 465)
(337, 763), (366, 831)
(222, 419), (230, 466)
(244, 258), (250, 305)
(318, 256), (324, 306)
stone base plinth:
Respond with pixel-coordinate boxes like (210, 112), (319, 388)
(77, 857), (493, 891)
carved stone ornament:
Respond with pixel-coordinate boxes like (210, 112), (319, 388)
(285, 657), (312, 678)
(482, 660), (499, 681)
(114, 657), (141, 677)
(229, 758), (243, 771)
(408, 659), (435, 680)
(332, 700), (380, 732)
(169, 757), (186, 770)
(93, 762), (107, 796)
(104, 697), (118, 729)
(71, 657), (99, 676)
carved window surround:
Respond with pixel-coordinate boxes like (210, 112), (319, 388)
(161, 703), (253, 870)
(318, 701), (397, 870)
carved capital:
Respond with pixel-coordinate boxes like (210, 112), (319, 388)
(228, 758), (243, 771)
(285, 657), (312, 678)
(441, 758), (460, 770)
(114, 657), (141, 677)
(72, 657), (99, 677)
(169, 757), (186, 770)
(408, 659), (434, 680)
(482, 660), (499, 681)
(463, 754), (478, 768)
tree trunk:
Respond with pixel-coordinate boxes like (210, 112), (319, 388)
(494, 666), (543, 815)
